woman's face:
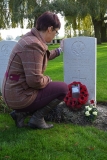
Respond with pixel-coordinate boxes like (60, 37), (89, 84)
(45, 26), (59, 43)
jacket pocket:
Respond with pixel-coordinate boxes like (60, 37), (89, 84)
(9, 74), (20, 81)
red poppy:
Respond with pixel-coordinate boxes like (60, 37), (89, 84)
(64, 81), (89, 110)
(90, 100), (94, 104)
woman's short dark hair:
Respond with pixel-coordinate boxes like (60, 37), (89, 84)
(35, 11), (61, 31)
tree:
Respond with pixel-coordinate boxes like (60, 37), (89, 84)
(80, 15), (94, 36)
(0, 0), (51, 29)
(64, 14), (94, 38)
(85, 0), (107, 44)
(51, 0), (107, 44)
(0, 0), (10, 28)
(0, 0), (107, 43)
(64, 21), (72, 38)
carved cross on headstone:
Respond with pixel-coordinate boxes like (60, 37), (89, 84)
(72, 70), (86, 82)
(1, 43), (12, 56)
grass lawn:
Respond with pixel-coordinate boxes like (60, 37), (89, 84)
(97, 43), (107, 102)
(0, 113), (107, 160)
(0, 43), (107, 160)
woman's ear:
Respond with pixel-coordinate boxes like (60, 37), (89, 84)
(47, 26), (53, 33)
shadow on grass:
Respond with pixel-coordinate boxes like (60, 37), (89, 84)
(0, 113), (34, 144)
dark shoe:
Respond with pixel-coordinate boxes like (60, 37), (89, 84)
(28, 99), (61, 129)
(10, 110), (28, 128)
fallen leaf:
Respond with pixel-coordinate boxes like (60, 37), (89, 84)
(86, 146), (95, 150)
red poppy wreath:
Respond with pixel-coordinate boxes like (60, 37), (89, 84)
(64, 81), (89, 110)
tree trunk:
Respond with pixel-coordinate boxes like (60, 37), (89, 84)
(92, 18), (101, 44)
(101, 24), (107, 42)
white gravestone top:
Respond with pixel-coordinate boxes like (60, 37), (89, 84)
(0, 40), (17, 92)
(63, 37), (97, 101)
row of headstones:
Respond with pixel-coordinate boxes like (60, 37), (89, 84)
(0, 37), (96, 102)
(48, 39), (62, 45)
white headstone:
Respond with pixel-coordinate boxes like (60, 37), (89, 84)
(63, 37), (97, 101)
(0, 40), (17, 92)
